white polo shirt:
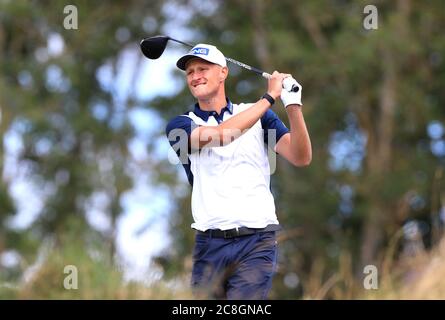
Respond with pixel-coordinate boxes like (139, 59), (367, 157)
(166, 99), (289, 232)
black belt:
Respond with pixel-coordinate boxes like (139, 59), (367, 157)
(197, 224), (281, 239)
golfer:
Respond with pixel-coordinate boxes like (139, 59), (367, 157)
(166, 43), (312, 299)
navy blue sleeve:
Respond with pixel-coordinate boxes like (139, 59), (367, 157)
(165, 115), (200, 186)
(165, 115), (199, 160)
(261, 109), (289, 151)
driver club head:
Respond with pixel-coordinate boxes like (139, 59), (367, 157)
(140, 35), (274, 82)
(140, 35), (170, 59)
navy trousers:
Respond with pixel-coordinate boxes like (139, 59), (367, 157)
(191, 231), (278, 300)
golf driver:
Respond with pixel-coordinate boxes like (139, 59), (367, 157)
(140, 35), (299, 92)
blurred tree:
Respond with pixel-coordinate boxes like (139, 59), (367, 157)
(0, 0), (444, 300)
(150, 0), (445, 298)
(0, 0), (169, 281)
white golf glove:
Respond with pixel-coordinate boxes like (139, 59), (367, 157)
(281, 77), (302, 108)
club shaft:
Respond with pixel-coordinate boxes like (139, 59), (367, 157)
(224, 57), (271, 79)
(169, 37), (194, 48)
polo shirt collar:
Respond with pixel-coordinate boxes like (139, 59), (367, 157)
(194, 98), (233, 121)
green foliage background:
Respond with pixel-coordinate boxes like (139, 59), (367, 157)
(0, 0), (444, 299)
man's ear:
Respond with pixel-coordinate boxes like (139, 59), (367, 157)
(219, 66), (228, 82)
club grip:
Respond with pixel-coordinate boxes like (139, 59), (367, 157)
(263, 73), (299, 92)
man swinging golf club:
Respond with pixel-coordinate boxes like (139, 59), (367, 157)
(165, 43), (312, 299)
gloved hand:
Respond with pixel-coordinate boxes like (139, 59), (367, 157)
(281, 77), (302, 108)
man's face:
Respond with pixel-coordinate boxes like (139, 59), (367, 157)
(185, 58), (227, 100)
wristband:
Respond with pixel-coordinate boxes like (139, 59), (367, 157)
(261, 93), (275, 106)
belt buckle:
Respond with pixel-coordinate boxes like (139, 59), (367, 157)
(223, 227), (239, 239)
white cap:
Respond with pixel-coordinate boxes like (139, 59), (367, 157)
(176, 43), (227, 70)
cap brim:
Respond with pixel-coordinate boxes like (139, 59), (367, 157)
(176, 55), (201, 71)
(177, 55), (219, 71)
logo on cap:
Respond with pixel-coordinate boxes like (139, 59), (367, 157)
(192, 47), (209, 55)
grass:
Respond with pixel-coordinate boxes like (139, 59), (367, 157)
(3, 231), (445, 299)
(300, 234), (445, 299)
(0, 232), (194, 300)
